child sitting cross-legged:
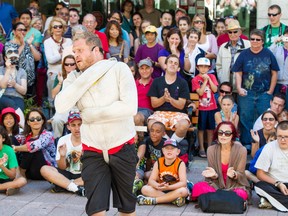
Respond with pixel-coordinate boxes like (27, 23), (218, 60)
(137, 139), (188, 207)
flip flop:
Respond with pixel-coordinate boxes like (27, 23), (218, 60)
(199, 150), (207, 158)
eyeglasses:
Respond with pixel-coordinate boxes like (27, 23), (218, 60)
(268, 13), (279, 17)
(262, 117), (275, 122)
(60, 13), (69, 17)
(16, 28), (27, 32)
(277, 135), (288, 141)
(53, 25), (63, 29)
(64, 63), (76, 67)
(228, 30), (238, 34)
(219, 89), (231, 94)
(194, 20), (204, 24)
(83, 21), (95, 25)
(218, 130), (233, 137)
(250, 38), (262, 42)
(6, 49), (19, 55)
(29, 116), (42, 122)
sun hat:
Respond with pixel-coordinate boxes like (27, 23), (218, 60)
(0, 107), (20, 123)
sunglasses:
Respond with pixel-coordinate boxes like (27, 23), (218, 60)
(218, 130), (233, 137)
(262, 117), (275, 122)
(228, 30), (238, 34)
(268, 13), (279, 17)
(219, 89), (231, 94)
(55, 7), (62, 11)
(16, 28), (27, 32)
(194, 20), (204, 24)
(250, 38), (261, 41)
(53, 25), (63, 29)
(29, 116), (42, 122)
(64, 63), (76, 67)
(6, 49), (19, 55)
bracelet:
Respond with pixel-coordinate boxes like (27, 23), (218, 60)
(185, 54), (189, 58)
(275, 181), (282, 187)
(58, 83), (62, 86)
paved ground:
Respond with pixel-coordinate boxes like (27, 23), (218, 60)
(0, 157), (286, 216)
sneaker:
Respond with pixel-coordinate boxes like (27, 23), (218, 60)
(132, 179), (144, 195)
(50, 185), (66, 193)
(137, 195), (156, 205)
(258, 197), (272, 209)
(172, 197), (186, 207)
(75, 186), (85, 197)
(6, 188), (20, 196)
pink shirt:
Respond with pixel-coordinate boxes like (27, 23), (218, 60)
(222, 163), (229, 185)
(136, 78), (153, 110)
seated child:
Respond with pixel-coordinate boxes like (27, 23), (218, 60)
(214, 95), (239, 129)
(40, 111), (85, 196)
(0, 125), (27, 195)
(137, 139), (188, 207)
(245, 132), (277, 184)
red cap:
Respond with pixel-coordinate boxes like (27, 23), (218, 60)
(0, 107), (20, 123)
(67, 111), (82, 123)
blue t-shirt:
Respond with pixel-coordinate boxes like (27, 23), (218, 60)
(158, 49), (185, 75)
(232, 48), (279, 93)
(0, 3), (18, 36)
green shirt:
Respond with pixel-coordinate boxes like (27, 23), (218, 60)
(262, 23), (287, 47)
(0, 144), (18, 180)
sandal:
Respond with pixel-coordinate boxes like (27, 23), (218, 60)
(199, 150), (207, 158)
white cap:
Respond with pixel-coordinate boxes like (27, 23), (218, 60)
(197, 57), (210, 66)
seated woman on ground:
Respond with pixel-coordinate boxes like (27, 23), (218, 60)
(214, 95), (239, 129)
(0, 107), (25, 163)
(191, 121), (250, 202)
(12, 108), (56, 180)
(0, 125), (27, 196)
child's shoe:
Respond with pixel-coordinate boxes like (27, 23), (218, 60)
(258, 197), (272, 209)
(132, 179), (144, 195)
(6, 188), (20, 196)
(137, 195), (156, 205)
(172, 197), (186, 207)
(75, 186), (85, 197)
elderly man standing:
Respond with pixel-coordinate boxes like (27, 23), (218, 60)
(254, 120), (288, 211)
(216, 20), (250, 92)
(82, 13), (109, 58)
(232, 29), (279, 152)
(55, 31), (138, 216)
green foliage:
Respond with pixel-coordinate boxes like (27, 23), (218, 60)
(24, 96), (37, 116)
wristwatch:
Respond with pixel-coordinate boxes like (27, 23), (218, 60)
(274, 181), (282, 187)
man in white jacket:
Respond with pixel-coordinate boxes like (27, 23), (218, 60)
(55, 31), (138, 216)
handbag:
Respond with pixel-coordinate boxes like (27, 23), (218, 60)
(198, 190), (245, 214)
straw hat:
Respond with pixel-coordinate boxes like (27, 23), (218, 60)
(225, 20), (244, 31)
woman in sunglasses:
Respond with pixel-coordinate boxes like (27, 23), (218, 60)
(191, 121), (250, 202)
(50, 55), (78, 139)
(44, 17), (72, 108)
(13, 108), (56, 180)
(5, 22), (41, 92)
(250, 110), (278, 158)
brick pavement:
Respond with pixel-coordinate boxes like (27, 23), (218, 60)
(0, 157), (286, 216)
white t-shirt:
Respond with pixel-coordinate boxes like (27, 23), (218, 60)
(56, 134), (82, 174)
(255, 140), (288, 182)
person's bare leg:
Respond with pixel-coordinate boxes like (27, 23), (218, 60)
(40, 165), (71, 188)
(206, 130), (214, 147)
(174, 120), (190, 138)
(198, 130), (205, 151)
(0, 176), (27, 191)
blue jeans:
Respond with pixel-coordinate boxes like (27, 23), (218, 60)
(0, 95), (24, 111)
(274, 84), (288, 110)
(237, 91), (272, 146)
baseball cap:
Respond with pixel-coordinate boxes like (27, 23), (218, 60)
(67, 110), (82, 123)
(5, 47), (19, 59)
(0, 107), (20, 123)
(138, 58), (152, 67)
(197, 57), (210, 66)
(145, 25), (157, 34)
(163, 139), (179, 148)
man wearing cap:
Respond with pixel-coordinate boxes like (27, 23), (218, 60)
(147, 54), (190, 145)
(261, 4), (287, 48)
(175, 8), (187, 26)
(216, 19), (250, 91)
(41, 110), (85, 196)
(134, 58), (154, 130)
(139, 0), (161, 27)
(217, 16), (248, 47)
(134, 25), (163, 78)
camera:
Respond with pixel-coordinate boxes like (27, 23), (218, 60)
(282, 36), (288, 42)
(10, 58), (19, 66)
